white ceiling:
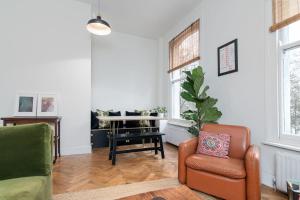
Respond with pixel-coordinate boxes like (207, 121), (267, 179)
(79, 0), (201, 39)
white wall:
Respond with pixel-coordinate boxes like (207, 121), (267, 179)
(0, 0), (92, 155)
(158, 0), (300, 187)
(92, 32), (159, 113)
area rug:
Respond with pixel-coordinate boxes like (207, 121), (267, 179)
(53, 178), (219, 200)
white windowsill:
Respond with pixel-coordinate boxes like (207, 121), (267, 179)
(263, 141), (300, 152)
(167, 119), (193, 128)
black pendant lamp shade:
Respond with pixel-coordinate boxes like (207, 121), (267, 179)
(87, 0), (111, 36)
(87, 16), (111, 35)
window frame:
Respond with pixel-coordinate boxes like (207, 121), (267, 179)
(278, 36), (300, 143)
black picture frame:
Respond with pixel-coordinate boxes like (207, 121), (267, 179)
(218, 39), (238, 76)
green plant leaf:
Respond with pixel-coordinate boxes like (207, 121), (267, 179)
(191, 66), (204, 80)
(184, 71), (194, 86)
(187, 126), (199, 136)
(199, 86), (209, 99)
(181, 110), (198, 121)
(183, 71), (193, 79)
(202, 107), (222, 122)
(192, 67), (204, 96)
(180, 92), (196, 102)
(181, 82), (196, 97)
(196, 97), (218, 111)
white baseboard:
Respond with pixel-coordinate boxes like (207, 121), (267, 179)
(61, 145), (92, 156)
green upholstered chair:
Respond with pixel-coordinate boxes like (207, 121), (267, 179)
(0, 123), (53, 200)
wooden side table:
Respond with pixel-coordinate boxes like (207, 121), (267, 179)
(1, 116), (62, 163)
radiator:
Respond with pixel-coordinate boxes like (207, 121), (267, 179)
(275, 152), (300, 192)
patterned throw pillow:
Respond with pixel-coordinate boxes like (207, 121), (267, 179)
(197, 131), (231, 158)
(96, 109), (112, 128)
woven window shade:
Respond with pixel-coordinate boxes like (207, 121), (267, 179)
(270, 0), (300, 32)
(168, 19), (200, 73)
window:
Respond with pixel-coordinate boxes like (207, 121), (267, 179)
(171, 61), (199, 119)
(169, 19), (200, 119)
(279, 20), (300, 137)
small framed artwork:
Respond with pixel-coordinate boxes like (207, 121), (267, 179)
(37, 94), (58, 116)
(14, 93), (37, 116)
(218, 39), (238, 76)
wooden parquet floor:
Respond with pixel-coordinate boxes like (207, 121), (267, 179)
(53, 143), (177, 194)
(53, 143), (287, 199)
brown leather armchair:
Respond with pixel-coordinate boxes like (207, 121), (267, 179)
(178, 124), (260, 200)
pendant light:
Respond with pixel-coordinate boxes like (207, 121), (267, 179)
(87, 0), (111, 36)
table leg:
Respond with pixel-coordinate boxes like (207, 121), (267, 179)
(54, 123), (58, 164)
(109, 135), (113, 160)
(58, 121), (61, 157)
(159, 136), (165, 159)
(112, 137), (117, 165)
(154, 137), (158, 155)
(108, 121), (116, 157)
(109, 121), (116, 146)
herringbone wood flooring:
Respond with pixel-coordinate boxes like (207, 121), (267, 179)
(53, 143), (177, 194)
(53, 143), (287, 199)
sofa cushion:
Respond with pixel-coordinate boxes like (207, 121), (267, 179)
(96, 109), (112, 128)
(135, 110), (151, 127)
(0, 176), (51, 200)
(186, 154), (246, 179)
(91, 111), (99, 129)
(149, 112), (158, 127)
(108, 111), (123, 128)
(125, 111), (141, 128)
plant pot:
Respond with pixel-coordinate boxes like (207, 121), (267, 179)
(158, 113), (164, 118)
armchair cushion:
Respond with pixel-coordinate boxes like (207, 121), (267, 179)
(0, 176), (51, 200)
(186, 154), (246, 179)
(0, 123), (52, 181)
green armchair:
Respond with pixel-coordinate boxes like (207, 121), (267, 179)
(0, 123), (53, 200)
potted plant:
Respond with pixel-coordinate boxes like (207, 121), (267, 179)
(180, 66), (222, 136)
(153, 107), (167, 118)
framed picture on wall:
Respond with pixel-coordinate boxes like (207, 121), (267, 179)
(37, 94), (58, 116)
(14, 93), (37, 116)
(218, 39), (238, 76)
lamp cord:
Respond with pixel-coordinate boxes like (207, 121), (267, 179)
(97, 0), (100, 16)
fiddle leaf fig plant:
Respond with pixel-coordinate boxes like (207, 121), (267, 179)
(180, 66), (222, 136)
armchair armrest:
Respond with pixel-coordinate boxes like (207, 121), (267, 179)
(245, 145), (261, 200)
(178, 137), (198, 184)
(0, 123), (52, 180)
